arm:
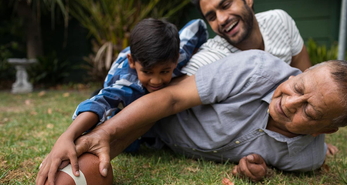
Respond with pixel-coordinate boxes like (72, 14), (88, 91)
(278, 10), (311, 71)
(290, 45), (311, 72)
(74, 75), (202, 176)
(102, 75), (201, 141)
(36, 112), (98, 185)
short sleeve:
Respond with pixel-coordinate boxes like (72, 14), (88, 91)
(195, 50), (302, 104)
(276, 10), (304, 56)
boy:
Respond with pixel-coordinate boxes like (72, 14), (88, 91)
(37, 18), (208, 184)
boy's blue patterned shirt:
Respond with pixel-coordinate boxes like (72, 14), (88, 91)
(73, 19), (208, 124)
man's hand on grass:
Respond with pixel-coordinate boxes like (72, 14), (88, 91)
(326, 143), (338, 157)
(232, 153), (267, 182)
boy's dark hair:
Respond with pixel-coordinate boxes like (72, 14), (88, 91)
(130, 18), (180, 69)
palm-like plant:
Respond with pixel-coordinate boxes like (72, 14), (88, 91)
(68, 0), (191, 82)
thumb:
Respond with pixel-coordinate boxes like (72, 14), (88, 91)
(247, 154), (263, 164)
(98, 153), (111, 177)
(75, 139), (89, 157)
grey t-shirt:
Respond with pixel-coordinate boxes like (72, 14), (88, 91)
(154, 50), (326, 172)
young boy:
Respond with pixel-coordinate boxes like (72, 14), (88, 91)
(36, 18), (208, 184)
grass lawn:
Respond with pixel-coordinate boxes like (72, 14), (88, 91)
(0, 89), (346, 184)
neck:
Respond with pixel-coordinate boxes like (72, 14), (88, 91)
(266, 116), (299, 138)
(235, 16), (264, 51)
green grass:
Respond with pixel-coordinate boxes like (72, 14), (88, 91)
(0, 89), (346, 184)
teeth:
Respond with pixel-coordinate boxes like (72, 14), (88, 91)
(225, 21), (238, 32)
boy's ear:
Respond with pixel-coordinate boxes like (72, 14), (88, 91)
(127, 54), (136, 69)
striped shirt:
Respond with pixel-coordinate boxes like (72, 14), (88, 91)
(181, 9), (304, 76)
(73, 19), (208, 124)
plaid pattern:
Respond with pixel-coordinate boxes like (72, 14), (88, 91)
(73, 19), (208, 125)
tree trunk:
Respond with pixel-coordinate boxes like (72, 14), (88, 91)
(16, 0), (43, 59)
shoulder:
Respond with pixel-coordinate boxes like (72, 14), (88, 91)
(256, 9), (293, 24)
(197, 50), (301, 85)
(201, 35), (238, 53)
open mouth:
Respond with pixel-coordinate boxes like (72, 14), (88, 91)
(224, 20), (239, 33)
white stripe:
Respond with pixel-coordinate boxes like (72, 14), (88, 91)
(60, 164), (87, 185)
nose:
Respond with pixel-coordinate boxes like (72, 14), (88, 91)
(284, 95), (305, 113)
(216, 10), (228, 25)
(150, 76), (162, 85)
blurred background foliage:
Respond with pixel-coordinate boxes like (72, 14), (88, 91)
(0, 0), (192, 89)
(0, 0), (345, 90)
(306, 38), (347, 65)
(68, 0), (191, 82)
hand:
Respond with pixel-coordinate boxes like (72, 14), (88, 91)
(75, 127), (112, 177)
(232, 154), (267, 182)
(36, 134), (80, 185)
(326, 143), (338, 157)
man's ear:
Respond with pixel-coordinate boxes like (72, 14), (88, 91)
(311, 128), (339, 137)
(127, 54), (136, 69)
(245, 0), (254, 10)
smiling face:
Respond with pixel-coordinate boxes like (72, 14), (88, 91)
(200, 0), (254, 46)
(128, 54), (177, 93)
(268, 64), (344, 136)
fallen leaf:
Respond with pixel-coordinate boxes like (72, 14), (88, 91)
(30, 111), (38, 115)
(46, 124), (54, 129)
(25, 99), (31, 105)
(63, 93), (70, 97)
(38, 91), (46, 97)
(185, 167), (199, 173)
(47, 108), (52, 114)
(321, 163), (330, 172)
(222, 178), (234, 185)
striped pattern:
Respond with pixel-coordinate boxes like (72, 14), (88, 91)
(181, 9), (304, 76)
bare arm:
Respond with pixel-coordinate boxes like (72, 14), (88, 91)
(74, 75), (202, 177)
(290, 45), (311, 72)
(101, 75), (202, 142)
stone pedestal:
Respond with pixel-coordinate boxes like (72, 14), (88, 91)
(8, 58), (37, 94)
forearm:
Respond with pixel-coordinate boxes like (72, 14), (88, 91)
(291, 45), (311, 72)
(99, 75), (201, 142)
(63, 112), (99, 140)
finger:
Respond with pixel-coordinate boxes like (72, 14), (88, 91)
(238, 157), (264, 182)
(36, 163), (49, 185)
(247, 154), (264, 164)
(247, 162), (266, 180)
(98, 152), (111, 177)
(47, 159), (61, 185)
(58, 160), (70, 169)
(68, 153), (80, 177)
(231, 165), (239, 176)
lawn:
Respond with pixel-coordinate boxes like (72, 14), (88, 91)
(0, 89), (346, 184)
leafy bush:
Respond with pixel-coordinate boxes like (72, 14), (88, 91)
(306, 38), (347, 65)
(69, 0), (191, 83)
(27, 52), (74, 87)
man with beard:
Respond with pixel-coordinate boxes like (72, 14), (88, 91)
(181, 0), (312, 75)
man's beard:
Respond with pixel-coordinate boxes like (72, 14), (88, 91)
(219, 6), (254, 46)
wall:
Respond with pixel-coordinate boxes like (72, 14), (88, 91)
(180, 0), (342, 46)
